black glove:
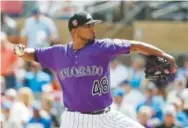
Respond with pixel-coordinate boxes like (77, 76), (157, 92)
(144, 55), (171, 82)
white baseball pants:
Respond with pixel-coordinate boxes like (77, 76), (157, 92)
(60, 109), (144, 128)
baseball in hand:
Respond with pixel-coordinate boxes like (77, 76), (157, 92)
(14, 44), (25, 56)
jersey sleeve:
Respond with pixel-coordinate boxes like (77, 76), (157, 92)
(35, 45), (65, 69)
(99, 38), (131, 58)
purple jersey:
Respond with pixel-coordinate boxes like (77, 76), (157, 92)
(36, 38), (131, 112)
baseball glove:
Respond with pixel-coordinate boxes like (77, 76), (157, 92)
(144, 55), (171, 82)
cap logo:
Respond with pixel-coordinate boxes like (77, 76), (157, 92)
(72, 20), (78, 27)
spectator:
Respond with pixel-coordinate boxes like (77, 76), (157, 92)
(156, 104), (181, 128)
(111, 88), (137, 121)
(1, 31), (18, 89)
(21, 8), (58, 48)
(169, 97), (188, 127)
(178, 55), (188, 83)
(1, 100), (12, 128)
(9, 87), (34, 128)
(4, 88), (17, 103)
(167, 76), (187, 103)
(119, 79), (145, 109)
(24, 62), (51, 93)
(26, 101), (51, 128)
(137, 106), (154, 128)
(153, 86), (166, 101)
(0, 76), (6, 93)
(136, 82), (164, 124)
(41, 93), (60, 127)
(1, 12), (20, 44)
(127, 55), (145, 89)
(110, 59), (128, 89)
(14, 59), (27, 89)
(51, 74), (62, 91)
(181, 89), (188, 119)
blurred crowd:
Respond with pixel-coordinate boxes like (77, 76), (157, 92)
(1, 8), (63, 128)
(1, 7), (188, 128)
(110, 56), (188, 128)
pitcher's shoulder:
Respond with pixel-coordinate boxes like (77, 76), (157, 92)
(93, 38), (113, 46)
(51, 44), (69, 49)
(94, 38), (112, 43)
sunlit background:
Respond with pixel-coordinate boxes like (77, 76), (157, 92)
(1, 1), (188, 128)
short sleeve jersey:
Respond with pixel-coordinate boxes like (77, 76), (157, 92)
(36, 38), (131, 112)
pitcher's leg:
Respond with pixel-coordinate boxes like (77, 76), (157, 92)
(98, 110), (144, 128)
(60, 111), (100, 128)
(112, 110), (144, 128)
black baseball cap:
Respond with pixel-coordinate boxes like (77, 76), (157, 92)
(68, 12), (101, 31)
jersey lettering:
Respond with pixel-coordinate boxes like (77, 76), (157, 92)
(92, 77), (109, 96)
(58, 65), (103, 80)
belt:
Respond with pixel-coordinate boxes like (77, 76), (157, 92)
(67, 107), (111, 115)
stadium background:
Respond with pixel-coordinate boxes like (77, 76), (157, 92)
(1, 1), (188, 128)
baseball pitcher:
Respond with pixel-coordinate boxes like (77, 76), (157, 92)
(14, 12), (176, 128)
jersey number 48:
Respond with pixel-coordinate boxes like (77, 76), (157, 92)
(92, 77), (109, 96)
